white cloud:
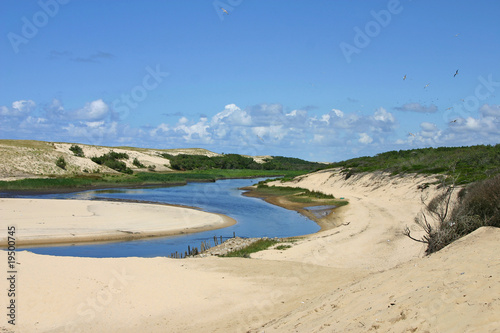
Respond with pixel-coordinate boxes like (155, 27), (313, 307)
(373, 107), (395, 123)
(212, 104), (252, 126)
(358, 133), (373, 144)
(5, 98), (498, 161)
(73, 99), (109, 120)
(332, 109), (344, 118)
(0, 100), (36, 116)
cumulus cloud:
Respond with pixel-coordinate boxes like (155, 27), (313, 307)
(0, 100), (36, 116)
(211, 104), (252, 126)
(73, 99), (110, 120)
(369, 107), (396, 132)
(395, 103), (438, 113)
(358, 133), (373, 144)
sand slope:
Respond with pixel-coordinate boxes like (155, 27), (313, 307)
(252, 169), (442, 271)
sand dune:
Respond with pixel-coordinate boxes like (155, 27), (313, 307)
(1, 169), (499, 332)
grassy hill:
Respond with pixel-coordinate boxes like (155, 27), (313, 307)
(327, 144), (500, 184)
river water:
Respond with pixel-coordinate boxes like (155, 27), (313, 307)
(10, 178), (320, 258)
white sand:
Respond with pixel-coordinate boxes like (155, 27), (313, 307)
(0, 198), (235, 246)
(1, 169), (499, 332)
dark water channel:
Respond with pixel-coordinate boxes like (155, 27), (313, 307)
(7, 178), (320, 258)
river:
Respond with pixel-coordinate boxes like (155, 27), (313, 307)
(9, 178), (320, 258)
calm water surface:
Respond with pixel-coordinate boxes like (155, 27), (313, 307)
(9, 178), (320, 258)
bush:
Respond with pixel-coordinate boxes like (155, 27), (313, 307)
(69, 145), (85, 157)
(133, 158), (145, 168)
(91, 151), (132, 174)
(405, 174), (500, 254)
(56, 156), (67, 170)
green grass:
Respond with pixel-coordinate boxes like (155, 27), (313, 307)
(0, 170), (309, 191)
(326, 144), (500, 184)
(222, 239), (279, 258)
(275, 244), (292, 250)
(250, 183), (348, 208)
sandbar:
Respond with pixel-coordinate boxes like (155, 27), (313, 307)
(0, 198), (236, 246)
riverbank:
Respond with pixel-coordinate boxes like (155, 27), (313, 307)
(0, 198), (236, 247)
(241, 184), (348, 232)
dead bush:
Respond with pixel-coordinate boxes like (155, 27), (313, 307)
(405, 174), (500, 254)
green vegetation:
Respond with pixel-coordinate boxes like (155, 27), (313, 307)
(160, 153), (324, 171)
(55, 156), (66, 170)
(275, 244), (292, 250)
(328, 144), (500, 184)
(222, 239), (279, 258)
(0, 170), (306, 191)
(405, 174), (500, 254)
(132, 158), (146, 168)
(91, 151), (133, 174)
(253, 182), (348, 207)
(69, 145), (85, 157)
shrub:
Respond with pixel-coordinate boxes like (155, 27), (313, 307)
(405, 174), (500, 254)
(56, 156), (66, 170)
(133, 158), (146, 168)
(91, 151), (133, 174)
(69, 145), (85, 157)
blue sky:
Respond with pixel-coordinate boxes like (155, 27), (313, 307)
(1, 0), (499, 161)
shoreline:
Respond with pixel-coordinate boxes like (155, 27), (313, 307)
(241, 185), (347, 232)
(0, 198), (236, 247)
(0, 173), (293, 196)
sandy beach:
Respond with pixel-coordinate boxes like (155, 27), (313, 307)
(1, 169), (499, 332)
(0, 198), (235, 246)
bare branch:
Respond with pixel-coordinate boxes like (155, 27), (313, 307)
(403, 226), (428, 244)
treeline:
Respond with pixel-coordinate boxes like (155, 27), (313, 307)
(328, 144), (500, 184)
(159, 153), (324, 171)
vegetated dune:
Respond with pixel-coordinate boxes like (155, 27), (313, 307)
(0, 139), (223, 180)
(0, 139), (276, 181)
